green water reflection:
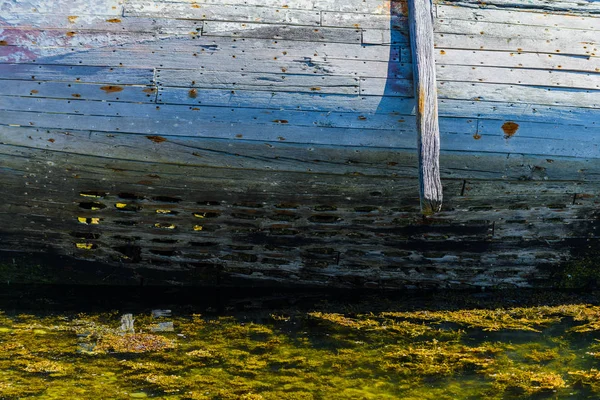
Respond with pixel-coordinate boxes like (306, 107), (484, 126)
(2, 288), (600, 399)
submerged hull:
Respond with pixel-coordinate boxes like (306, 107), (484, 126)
(0, 0), (599, 288)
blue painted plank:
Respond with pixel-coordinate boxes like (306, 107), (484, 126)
(0, 109), (477, 147)
(0, 80), (156, 102)
(477, 119), (600, 143)
(0, 64), (154, 85)
(0, 96), (414, 130)
(157, 87), (415, 112)
(438, 99), (600, 128)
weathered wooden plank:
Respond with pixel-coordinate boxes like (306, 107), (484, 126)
(0, 110), (477, 147)
(438, 81), (600, 109)
(438, 99), (600, 128)
(362, 29), (410, 45)
(359, 77), (413, 96)
(156, 70), (359, 94)
(511, 153), (600, 182)
(3, 134), (598, 182)
(408, 0), (443, 214)
(26, 48), (402, 78)
(114, 37), (402, 63)
(437, 65), (600, 90)
(461, 180), (599, 197)
(435, 49), (600, 73)
(0, 64), (154, 85)
(0, 96), (413, 131)
(477, 119), (600, 143)
(441, 131), (600, 159)
(137, 0), (406, 14)
(0, 0), (123, 15)
(435, 19), (600, 43)
(445, 120), (600, 158)
(321, 11), (408, 29)
(0, 80), (157, 103)
(434, 33), (597, 58)
(150, 0), (317, 10)
(157, 88), (414, 112)
(437, 4), (600, 31)
(202, 21), (362, 43)
(0, 28), (192, 53)
(0, 137), (454, 192)
(4, 81), (596, 129)
(156, 0), (316, 9)
(4, 140), (597, 220)
(0, 14), (204, 34)
(317, 0), (407, 14)
(449, 194), (576, 210)
(123, 1), (321, 25)
(438, 0), (600, 14)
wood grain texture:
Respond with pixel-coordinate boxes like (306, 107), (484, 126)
(437, 4), (600, 30)
(408, 0), (443, 214)
(438, 0), (600, 14)
(1, 0), (600, 287)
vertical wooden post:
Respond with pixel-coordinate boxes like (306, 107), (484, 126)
(408, 0), (443, 215)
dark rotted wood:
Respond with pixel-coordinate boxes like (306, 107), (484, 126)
(1, 0), (600, 289)
(0, 144), (598, 289)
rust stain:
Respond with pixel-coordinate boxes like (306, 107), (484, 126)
(0, 41), (7, 46)
(138, 180), (154, 185)
(439, 50), (446, 55)
(68, 16), (78, 23)
(273, 120), (288, 124)
(66, 31), (76, 37)
(100, 85), (123, 93)
(106, 18), (121, 23)
(473, 133), (482, 140)
(358, 116), (367, 120)
(191, 107), (200, 111)
(71, 93), (81, 98)
(502, 122), (519, 139)
(146, 135), (167, 143)
(235, 134), (243, 138)
(30, 90), (39, 94)
(418, 85), (425, 111)
(310, 87), (321, 91)
(188, 89), (198, 98)
(48, 138), (55, 143)
(143, 87), (156, 93)
(191, 3), (200, 8)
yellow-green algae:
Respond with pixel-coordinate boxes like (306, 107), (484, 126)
(5, 293), (600, 398)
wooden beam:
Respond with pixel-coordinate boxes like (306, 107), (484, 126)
(408, 0), (443, 215)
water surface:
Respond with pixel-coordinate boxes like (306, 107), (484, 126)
(1, 286), (600, 399)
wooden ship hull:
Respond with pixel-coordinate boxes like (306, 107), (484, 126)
(0, 0), (599, 288)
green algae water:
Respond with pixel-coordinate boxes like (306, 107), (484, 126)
(3, 287), (600, 399)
